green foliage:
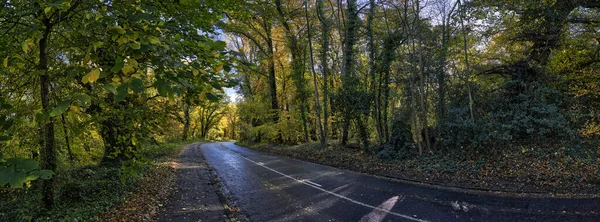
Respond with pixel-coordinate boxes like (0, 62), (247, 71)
(387, 110), (413, 149)
(0, 0), (233, 217)
(237, 98), (274, 128)
(0, 140), (188, 221)
(376, 145), (415, 161)
(248, 123), (279, 144)
(138, 140), (192, 160)
(58, 167), (127, 204)
(334, 85), (372, 118)
(238, 102), (304, 145)
(0, 157), (53, 188)
(376, 109), (414, 160)
(0, 97), (53, 189)
(0, 165), (130, 221)
(0, 98), (13, 142)
(442, 82), (578, 152)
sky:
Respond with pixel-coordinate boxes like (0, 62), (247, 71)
(224, 87), (240, 103)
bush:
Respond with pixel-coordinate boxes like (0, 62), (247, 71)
(377, 110), (414, 160)
(58, 166), (130, 202)
(248, 123), (278, 144)
(387, 110), (413, 150)
(376, 143), (414, 161)
(240, 111), (304, 145)
(441, 82), (578, 152)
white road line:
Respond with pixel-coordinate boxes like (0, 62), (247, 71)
(305, 180), (322, 187)
(217, 143), (429, 222)
(300, 179), (323, 187)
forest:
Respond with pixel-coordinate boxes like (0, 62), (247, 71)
(0, 0), (599, 220)
(226, 0), (600, 197)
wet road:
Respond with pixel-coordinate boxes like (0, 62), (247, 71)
(199, 142), (599, 221)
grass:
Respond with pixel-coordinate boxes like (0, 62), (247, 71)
(0, 139), (201, 222)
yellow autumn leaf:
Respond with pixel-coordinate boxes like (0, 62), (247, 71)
(122, 65), (135, 75)
(117, 36), (128, 45)
(44, 7), (52, 16)
(22, 39), (30, 53)
(148, 36), (160, 45)
(192, 69), (199, 76)
(84, 54), (91, 64)
(128, 58), (138, 68)
(3, 57), (7, 68)
(216, 65), (223, 72)
(82, 68), (101, 84)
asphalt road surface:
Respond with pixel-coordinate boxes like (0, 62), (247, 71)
(199, 142), (599, 222)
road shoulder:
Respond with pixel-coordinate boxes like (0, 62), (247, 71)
(159, 143), (240, 222)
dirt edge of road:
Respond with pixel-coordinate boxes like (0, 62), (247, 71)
(202, 146), (250, 222)
(158, 143), (248, 222)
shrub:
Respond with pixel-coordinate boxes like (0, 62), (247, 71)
(377, 110), (414, 160)
(386, 109), (413, 150)
(58, 167), (126, 203)
(441, 81), (578, 152)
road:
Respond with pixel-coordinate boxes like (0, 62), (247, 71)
(199, 142), (599, 222)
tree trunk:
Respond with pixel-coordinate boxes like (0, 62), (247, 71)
(380, 32), (403, 142)
(61, 114), (74, 165)
(410, 76), (422, 156)
(99, 111), (134, 163)
(416, 0), (431, 152)
(437, 1), (457, 127)
(38, 16), (56, 209)
(437, 30), (447, 126)
(341, 0), (358, 146)
(459, 1), (475, 123)
(305, 0), (324, 145)
(357, 118), (369, 152)
(317, 0), (330, 147)
(367, 0), (382, 144)
(265, 23), (279, 122)
(202, 125), (209, 139)
(182, 101), (190, 140)
(383, 68), (391, 143)
(405, 0), (422, 156)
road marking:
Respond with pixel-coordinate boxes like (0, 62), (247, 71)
(304, 180), (322, 187)
(300, 179), (322, 187)
(218, 143), (429, 222)
(257, 162), (265, 165)
(359, 195), (403, 222)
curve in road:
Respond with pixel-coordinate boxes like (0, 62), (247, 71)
(200, 142), (599, 222)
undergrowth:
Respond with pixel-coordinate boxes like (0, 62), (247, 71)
(0, 140), (195, 221)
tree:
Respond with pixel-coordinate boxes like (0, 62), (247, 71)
(197, 94), (228, 139)
(226, 0), (599, 162)
(475, 0), (600, 83)
(317, 0), (330, 147)
(275, 0), (310, 143)
(222, 2), (280, 121)
(304, 0), (325, 145)
(0, 0), (234, 209)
